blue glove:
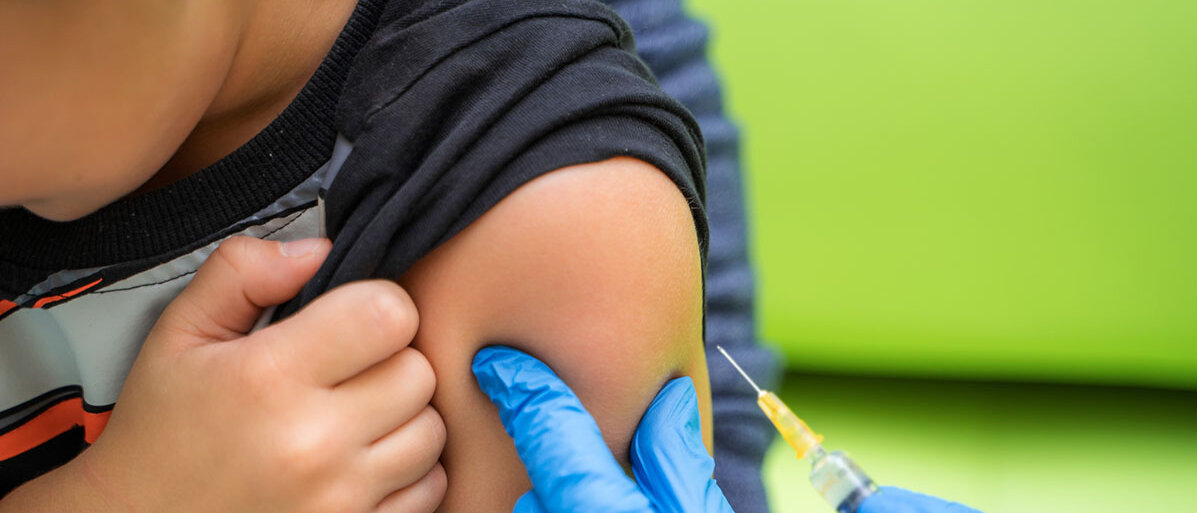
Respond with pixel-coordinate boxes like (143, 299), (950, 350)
(858, 486), (984, 513)
(472, 346), (735, 513)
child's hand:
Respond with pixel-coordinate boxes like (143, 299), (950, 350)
(82, 237), (446, 513)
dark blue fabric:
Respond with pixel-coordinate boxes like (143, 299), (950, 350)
(604, 1), (779, 512)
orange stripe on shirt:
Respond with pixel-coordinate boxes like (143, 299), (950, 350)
(0, 397), (113, 460)
(31, 278), (103, 309)
(0, 299), (16, 316)
(0, 398), (83, 460)
(83, 410), (112, 444)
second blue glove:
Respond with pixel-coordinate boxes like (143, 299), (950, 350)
(859, 486), (984, 513)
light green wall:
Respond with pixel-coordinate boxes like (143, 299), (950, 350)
(685, 0), (1197, 388)
(762, 375), (1197, 513)
(681, 3), (1197, 511)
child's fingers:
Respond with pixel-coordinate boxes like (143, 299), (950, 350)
(334, 347), (437, 444)
(375, 463), (447, 513)
(155, 237), (330, 347)
(254, 279), (419, 386)
(367, 406), (447, 502)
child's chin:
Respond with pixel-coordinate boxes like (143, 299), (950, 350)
(21, 197), (107, 222)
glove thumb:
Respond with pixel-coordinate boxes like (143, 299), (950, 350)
(151, 236), (330, 348)
(631, 377), (733, 513)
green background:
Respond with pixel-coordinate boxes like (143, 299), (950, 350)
(682, 1), (1197, 511)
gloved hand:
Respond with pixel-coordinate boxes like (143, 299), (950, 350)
(858, 486), (984, 513)
(472, 346), (735, 513)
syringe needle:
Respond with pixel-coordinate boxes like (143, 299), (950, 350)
(716, 345), (763, 394)
(716, 345), (878, 513)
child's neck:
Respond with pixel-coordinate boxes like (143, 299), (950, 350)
(134, 0), (359, 196)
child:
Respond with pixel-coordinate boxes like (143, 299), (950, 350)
(0, 0), (711, 511)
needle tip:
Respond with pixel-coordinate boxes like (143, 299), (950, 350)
(715, 345), (763, 394)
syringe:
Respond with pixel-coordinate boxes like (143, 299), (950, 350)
(716, 346), (879, 513)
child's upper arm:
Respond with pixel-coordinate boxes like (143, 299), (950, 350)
(396, 156), (711, 512)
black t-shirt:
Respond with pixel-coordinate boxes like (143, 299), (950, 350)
(278, 0), (706, 316)
(0, 0), (703, 493)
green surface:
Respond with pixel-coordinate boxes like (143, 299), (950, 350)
(685, 0), (1197, 388)
(761, 374), (1197, 512)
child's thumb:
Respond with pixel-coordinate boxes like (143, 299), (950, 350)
(153, 236), (331, 347)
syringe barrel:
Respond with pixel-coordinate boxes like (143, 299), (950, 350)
(808, 449), (879, 513)
(757, 391), (822, 458)
(754, 391), (878, 512)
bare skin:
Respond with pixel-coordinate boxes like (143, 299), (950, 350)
(398, 157), (711, 511)
(0, 0), (356, 219)
(0, 1), (711, 512)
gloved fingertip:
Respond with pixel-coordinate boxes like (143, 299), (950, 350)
(645, 377), (701, 443)
(659, 376), (697, 402)
(512, 491), (547, 513)
(472, 345), (519, 377)
(635, 378), (700, 454)
(630, 376), (718, 513)
(471, 345), (534, 401)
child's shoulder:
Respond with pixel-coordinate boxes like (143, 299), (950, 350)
(280, 0), (707, 313)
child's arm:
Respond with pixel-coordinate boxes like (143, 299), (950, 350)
(397, 157), (711, 511)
